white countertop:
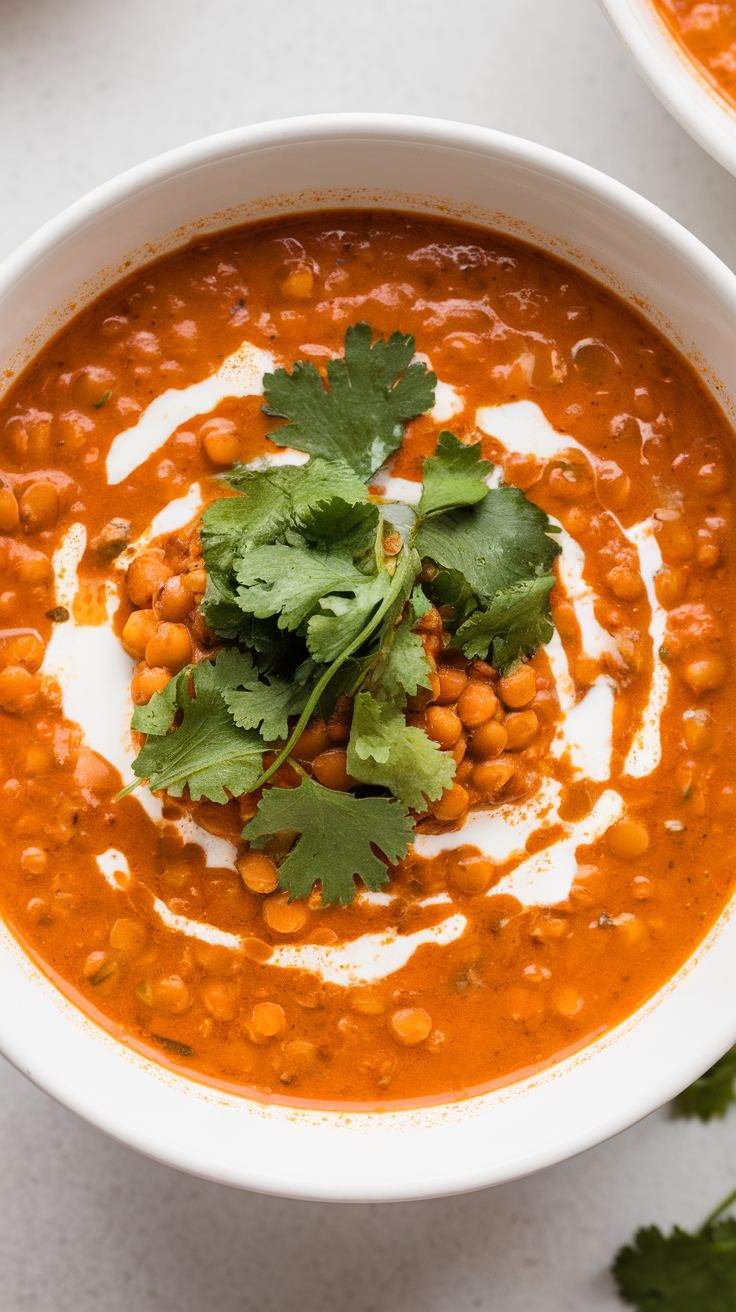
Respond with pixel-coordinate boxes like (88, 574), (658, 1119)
(2, 0), (736, 1307)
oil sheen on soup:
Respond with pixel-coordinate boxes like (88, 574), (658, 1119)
(0, 210), (734, 1111)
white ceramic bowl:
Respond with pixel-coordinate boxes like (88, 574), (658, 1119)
(598, 0), (736, 176)
(3, 114), (736, 1201)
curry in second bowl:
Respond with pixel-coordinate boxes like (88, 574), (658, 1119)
(651, 0), (736, 110)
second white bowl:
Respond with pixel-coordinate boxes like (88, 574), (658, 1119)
(598, 0), (736, 177)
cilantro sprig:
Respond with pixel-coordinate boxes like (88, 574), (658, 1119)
(673, 1047), (736, 1122)
(613, 1186), (736, 1311)
(263, 322), (436, 478)
(243, 775), (413, 906)
(128, 650), (265, 802)
(124, 323), (560, 904)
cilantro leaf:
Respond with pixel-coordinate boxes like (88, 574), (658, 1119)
(307, 569), (391, 663)
(452, 575), (556, 673)
(300, 496), (378, 550)
(425, 568), (478, 631)
(418, 431), (492, 517)
(218, 456), (366, 508)
(131, 669), (185, 735)
(673, 1048), (736, 1121)
(414, 486), (560, 600)
(263, 322), (436, 478)
(613, 1220), (736, 1311)
(346, 691), (455, 810)
(201, 458), (367, 573)
(223, 669), (314, 742)
(372, 613), (433, 706)
(234, 541), (376, 631)
(200, 491), (285, 575)
(199, 572), (250, 640)
(131, 653), (265, 802)
(241, 774), (414, 905)
(199, 574), (292, 667)
(408, 584), (432, 622)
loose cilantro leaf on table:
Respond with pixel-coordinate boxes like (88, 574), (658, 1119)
(673, 1047), (736, 1121)
(613, 1188), (736, 1312)
(452, 575), (556, 672)
(263, 322), (436, 479)
(418, 431), (492, 517)
(347, 692), (454, 811)
(242, 774), (414, 905)
(130, 651), (265, 803)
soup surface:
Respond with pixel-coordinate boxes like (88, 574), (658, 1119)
(652, 0), (736, 108)
(1, 210), (735, 1110)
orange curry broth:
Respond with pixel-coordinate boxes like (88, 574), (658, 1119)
(652, 0), (736, 108)
(0, 209), (735, 1110)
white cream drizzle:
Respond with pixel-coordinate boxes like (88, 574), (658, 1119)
(476, 400), (586, 463)
(44, 526), (239, 865)
(97, 849), (131, 890)
(106, 342), (275, 484)
(475, 401), (668, 774)
(622, 519), (667, 777)
(154, 897), (242, 949)
(553, 523), (622, 667)
(92, 852), (467, 985)
(430, 381), (464, 423)
(559, 678), (616, 783)
(114, 484), (205, 575)
(492, 790), (624, 905)
(268, 917), (467, 986)
(371, 474), (422, 505)
(415, 777), (562, 862)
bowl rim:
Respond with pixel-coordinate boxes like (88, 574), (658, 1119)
(4, 112), (736, 1200)
(597, 0), (736, 177)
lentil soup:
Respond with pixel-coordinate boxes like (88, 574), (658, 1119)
(651, 0), (736, 109)
(1, 210), (735, 1109)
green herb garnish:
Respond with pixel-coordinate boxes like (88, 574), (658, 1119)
(123, 323), (560, 904)
(263, 322), (436, 478)
(673, 1047), (736, 1122)
(125, 650), (266, 803)
(243, 775), (414, 906)
(150, 1034), (193, 1058)
(613, 1186), (736, 1310)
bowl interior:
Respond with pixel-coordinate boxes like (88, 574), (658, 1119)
(3, 115), (736, 1200)
(598, 0), (736, 177)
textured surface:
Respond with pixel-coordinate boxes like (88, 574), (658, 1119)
(2, 0), (736, 1306)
